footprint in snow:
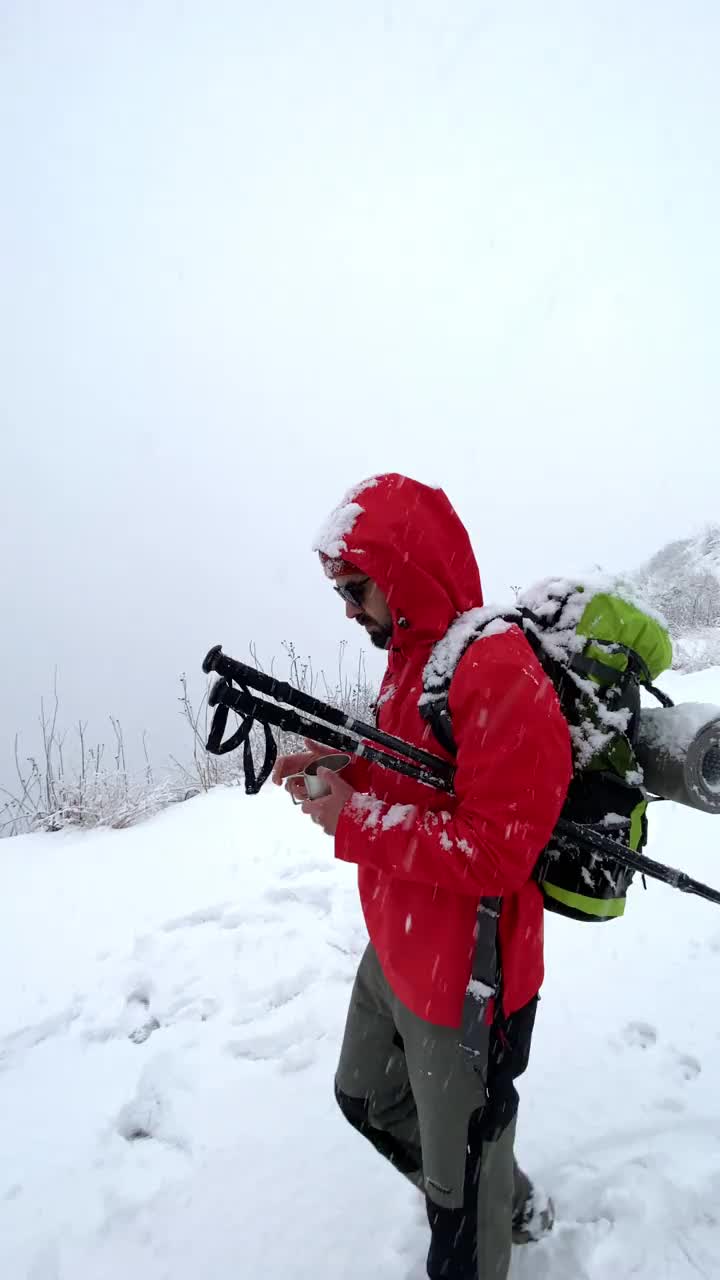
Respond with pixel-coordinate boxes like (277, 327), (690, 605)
(82, 984), (161, 1046)
(227, 1036), (319, 1071)
(123, 981), (161, 1045)
(671, 1051), (702, 1082)
(232, 965), (320, 1024)
(278, 858), (332, 880)
(161, 903), (229, 932)
(620, 1021), (658, 1050)
(264, 884), (333, 915)
(226, 1029), (295, 1062)
(653, 1096), (686, 1113)
(617, 1024), (702, 1082)
(279, 1043), (318, 1073)
(0, 1004), (82, 1069)
(165, 993), (219, 1024)
(116, 1059), (190, 1149)
(220, 907), (284, 929)
(226, 1015), (324, 1064)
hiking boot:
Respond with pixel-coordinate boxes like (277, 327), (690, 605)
(512, 1187), (555, 1245)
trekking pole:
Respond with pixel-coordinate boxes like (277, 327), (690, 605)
(557, 818), (720, 907)
(206, 674), (452, 791)
(203, 646), (453, 781)
(202, 646), (720, 906)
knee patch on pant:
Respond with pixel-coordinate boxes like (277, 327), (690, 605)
(334, 1080), (368, 1130)
(334, 1080), (422, 1178)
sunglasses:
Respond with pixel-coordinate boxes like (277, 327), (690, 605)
(334, 577), (371, 609)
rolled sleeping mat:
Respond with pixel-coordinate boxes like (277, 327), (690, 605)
(636, 703), (720, 814)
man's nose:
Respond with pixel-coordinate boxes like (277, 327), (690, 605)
(345, 600), (363, 620)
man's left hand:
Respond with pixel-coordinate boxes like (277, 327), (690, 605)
(301, 767), (355, 836)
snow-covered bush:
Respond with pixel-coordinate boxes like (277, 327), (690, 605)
(0, 687), (192, 838)
(671, 626), (720, 675)
(0, 643), (377, 838)
(627, 525), (720, 672)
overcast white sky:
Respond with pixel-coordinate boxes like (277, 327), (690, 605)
(1, 0), (719, 787)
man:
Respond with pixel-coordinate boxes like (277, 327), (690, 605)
(272, 474), (572, 1280)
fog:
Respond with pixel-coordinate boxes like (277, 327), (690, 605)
(2, 1), (719, 787)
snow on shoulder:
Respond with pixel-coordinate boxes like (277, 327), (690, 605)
(421, 603), (517, 701)
(312, 476), (379, 560)
(419, 578), (620, 706)
(420, 577), (666, 697)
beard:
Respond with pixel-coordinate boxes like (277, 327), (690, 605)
(369, 626), (392, 650)
(356, 614), (393, 650)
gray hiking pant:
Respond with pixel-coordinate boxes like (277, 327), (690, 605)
(335, 944), (535, 1280)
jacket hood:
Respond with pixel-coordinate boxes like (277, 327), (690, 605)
(313, 474), (483, 648)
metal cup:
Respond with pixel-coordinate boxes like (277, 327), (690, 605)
(289, 752), (351, 804)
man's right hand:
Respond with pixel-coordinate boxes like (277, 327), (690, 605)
(271, 738), (329, 802)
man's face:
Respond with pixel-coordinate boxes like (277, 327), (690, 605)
(333, 573), (393, 650)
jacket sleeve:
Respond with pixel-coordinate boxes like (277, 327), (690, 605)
(334, 629), (573, 897)
(341, 754), (373, 793)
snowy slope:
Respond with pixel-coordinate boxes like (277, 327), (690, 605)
(2, 669), (720, 1280)
(628, 525), (720, 672)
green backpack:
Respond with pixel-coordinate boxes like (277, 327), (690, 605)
(420, 578), (673, 922)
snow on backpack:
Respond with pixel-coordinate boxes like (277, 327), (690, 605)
(420, 578), (674, 923)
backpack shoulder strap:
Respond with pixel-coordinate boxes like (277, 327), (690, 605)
(421, 693), (458, 755)
(420, 608), (525, 756)
(420, 608), (522, 1048)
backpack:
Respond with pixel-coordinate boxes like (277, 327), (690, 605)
(420, 578), (674, 923)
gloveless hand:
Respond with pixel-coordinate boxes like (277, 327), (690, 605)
(301, 767), (355, 836)
(272, 738), (329, 803)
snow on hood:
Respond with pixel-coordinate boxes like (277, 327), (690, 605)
(313, 474), (483, 648)
(312, 476), (380, 561)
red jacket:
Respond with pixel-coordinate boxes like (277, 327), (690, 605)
(325, 475), (573, 1027)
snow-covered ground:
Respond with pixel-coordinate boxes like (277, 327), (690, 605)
(2, 668), (720, 1280)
